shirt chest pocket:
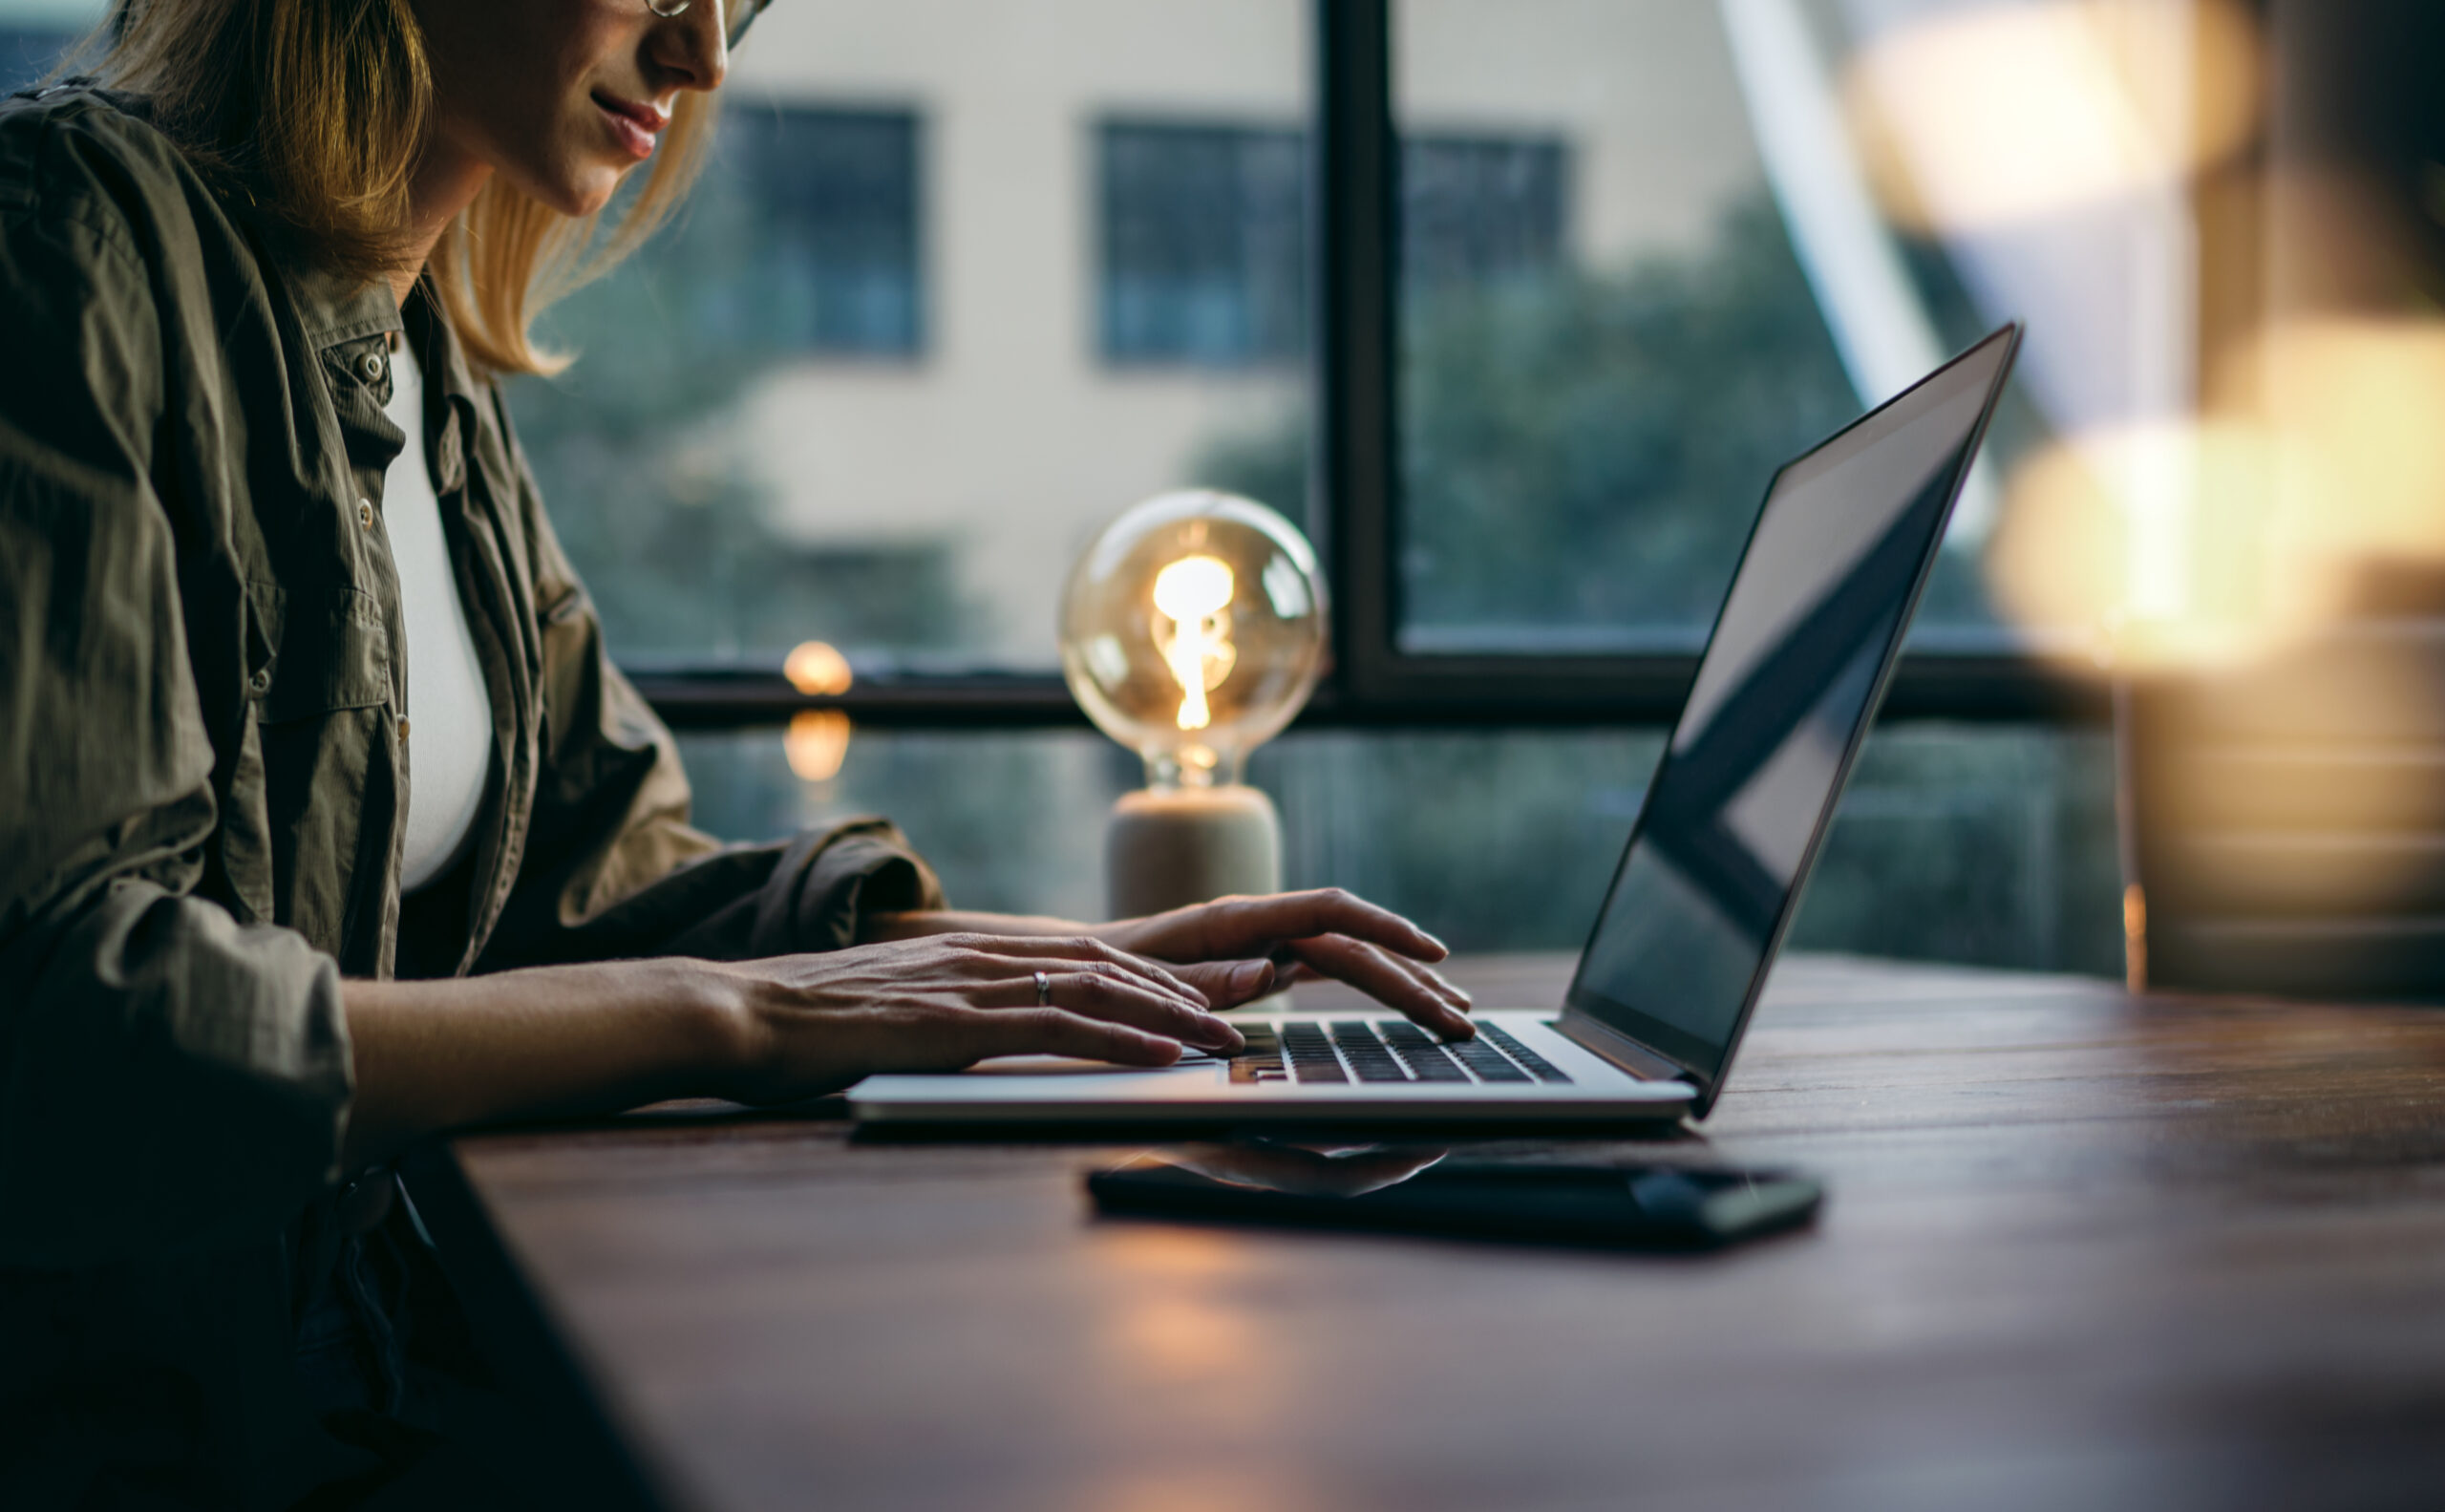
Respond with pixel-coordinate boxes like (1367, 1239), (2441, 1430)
(258, 586), (394, 723)
(223, 583), (397, 954)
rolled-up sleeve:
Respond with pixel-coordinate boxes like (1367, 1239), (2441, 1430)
(0, 165), (351, 1267)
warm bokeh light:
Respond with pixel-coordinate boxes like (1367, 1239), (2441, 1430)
(1986, 419), (2291, 670)
(782, 640), (855, 695)
(1985, 315), (2445, 671)
(2237, 317), (2445, 570)
(784, 709), (852, 782)
(1845, 0), (2263, 233)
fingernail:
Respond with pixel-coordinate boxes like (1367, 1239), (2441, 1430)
(1201, 1013), (1245, 1051)
(1231, 960), (1271, 994)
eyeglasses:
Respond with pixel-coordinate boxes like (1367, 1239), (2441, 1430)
(645, 0), (772, 50)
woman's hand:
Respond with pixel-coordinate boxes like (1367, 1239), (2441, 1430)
(1097, 888), (1474, 1038)
(709, 932), (1260, 1105)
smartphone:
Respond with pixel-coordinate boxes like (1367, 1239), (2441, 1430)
(1087, 1150), (1822, 1251)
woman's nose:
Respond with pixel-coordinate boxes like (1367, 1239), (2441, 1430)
(647, 3), (729, 93)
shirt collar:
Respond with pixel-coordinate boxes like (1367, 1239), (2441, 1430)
(286, 259), (406, 351)
(402, 282), (485, 494)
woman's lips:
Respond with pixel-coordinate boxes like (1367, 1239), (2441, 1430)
(592, 91), (669, 160)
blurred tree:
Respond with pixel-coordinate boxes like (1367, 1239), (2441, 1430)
(509, 117), (978, 662)
(1201, 194), (2007, 645)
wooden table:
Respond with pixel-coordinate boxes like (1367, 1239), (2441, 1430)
(415, 954), (2445, 1511)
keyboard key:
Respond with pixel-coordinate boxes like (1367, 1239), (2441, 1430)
(1344, 1020), (1458, 1082)
(1282, 1025), (1348, 1083)
(1444, 1038), (1534, 1083)
(1322, 1025), (1405, 1083)
(1478, 1023), (1573, 1084)
(1393, 1044), (1473, 1081)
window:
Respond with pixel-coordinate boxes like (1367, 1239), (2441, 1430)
(725, 105), (924, 356)
(521, 0), (2147, 975)
(1098, 120), (1307, 366)
(674, 724), (2120, 974)
(1095, 120), (1569, 367)
(1377, 0), (2046, 664)
(1400, 134), (1569, 294)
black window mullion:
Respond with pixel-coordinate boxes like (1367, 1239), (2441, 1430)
(1314, 0), (1399, 706)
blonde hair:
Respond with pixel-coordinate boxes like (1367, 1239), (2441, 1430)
(91, 0), (712, 375)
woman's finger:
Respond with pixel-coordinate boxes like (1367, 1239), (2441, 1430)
(1265, 953), (1325, 986)
(1282, 934), (1476, 1038)
(976, 965), (1244, 1053)
(1173, 958), (1277, 1010)
(1202, 889), (1448, 965)
(949, 933), (1212, 1006)
(1280, 931), (1470, 1013)
(946, 1006), (1187, 1068)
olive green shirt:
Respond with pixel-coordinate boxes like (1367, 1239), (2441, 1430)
(0, 86), (943, 1503)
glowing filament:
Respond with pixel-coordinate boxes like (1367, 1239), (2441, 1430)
(1150, 555), (1237, 731)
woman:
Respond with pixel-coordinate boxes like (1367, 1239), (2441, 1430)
(0, 0), (1466, 1501)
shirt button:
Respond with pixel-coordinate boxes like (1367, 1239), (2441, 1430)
(249, 668), (271, 694)
(357, 500), (374, 529)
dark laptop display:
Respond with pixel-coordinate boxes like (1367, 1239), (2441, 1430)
(1567, 327), (2020, 1108)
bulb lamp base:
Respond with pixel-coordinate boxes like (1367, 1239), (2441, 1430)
(1105, 783), (1283, 921)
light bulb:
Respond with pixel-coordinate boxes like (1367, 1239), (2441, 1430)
(1061, 490), (1326, 788)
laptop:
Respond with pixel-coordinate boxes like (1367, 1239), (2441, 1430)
(852, 324), (2023, 1129)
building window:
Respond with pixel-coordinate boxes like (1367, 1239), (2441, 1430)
(722, 104), (924, 356)
(1097, 120), (1308, 367)
(1400, 134), (1569, 294)
(1096, 119), (1571, 367)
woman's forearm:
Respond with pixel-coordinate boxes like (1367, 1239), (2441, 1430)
(339, 959), (748, 1170)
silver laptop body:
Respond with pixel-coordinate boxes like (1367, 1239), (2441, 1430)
(852, 326), (2022, 1129)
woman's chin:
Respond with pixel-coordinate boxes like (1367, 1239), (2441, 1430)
(533, 178), (621, 221)
(501, 157), (629, 221)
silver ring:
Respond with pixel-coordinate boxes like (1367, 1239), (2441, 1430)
(1033, 970), (1052, 1006)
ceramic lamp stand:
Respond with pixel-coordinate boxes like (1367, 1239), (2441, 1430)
(1105, 783), (1282, 920)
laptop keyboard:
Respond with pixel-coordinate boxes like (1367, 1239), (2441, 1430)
(1226, 1019), (1574, 1086)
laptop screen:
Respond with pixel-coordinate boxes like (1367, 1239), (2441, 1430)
(1565, 328), (2017, 1091)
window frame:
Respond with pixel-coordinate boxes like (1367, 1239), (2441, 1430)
(622, 0), (2108, 734)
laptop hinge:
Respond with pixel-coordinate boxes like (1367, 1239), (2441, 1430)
(1556, 1010), (1691, 1084)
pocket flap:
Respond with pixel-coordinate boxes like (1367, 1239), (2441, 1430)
(262, 586), (393, 722)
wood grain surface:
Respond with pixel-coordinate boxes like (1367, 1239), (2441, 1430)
(431, 955), (2445, 1512)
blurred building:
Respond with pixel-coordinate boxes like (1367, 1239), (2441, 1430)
(720, 0), (1774, 661)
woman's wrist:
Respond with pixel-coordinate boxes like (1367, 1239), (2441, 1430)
(640, 956), (768, 1093)
(687, 958), (786, 1098)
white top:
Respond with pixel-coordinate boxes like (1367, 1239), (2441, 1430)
(383, 343), (496, 892)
